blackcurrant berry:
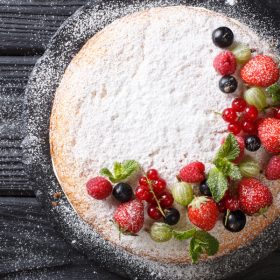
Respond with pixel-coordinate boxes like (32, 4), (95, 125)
(199, 180), (212, 196)
(219, 75), (238, 93)
(163, 208), (180, 225)
(223, 210), (246, 232)
(245, 135), (261, 152)
(112, 183), (133, 202)
(212, 27), (234, 48)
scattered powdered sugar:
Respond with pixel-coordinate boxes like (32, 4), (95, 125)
(225, 0), (238, 6)
(25, 1), (280, 279)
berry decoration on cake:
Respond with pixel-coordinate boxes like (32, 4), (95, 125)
(238, 178), (273, 215)
(240, 55), (279, 87)
(81, 25), (279, 264)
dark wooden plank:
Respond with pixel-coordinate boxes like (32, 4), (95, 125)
(0, 57), (36, 195)
(0, 197), (87, 274)
(0, 0), (87, 55)
(0, 196), (123, 279)
(0, 197), (279, 279)
(3, 264), (124, 280)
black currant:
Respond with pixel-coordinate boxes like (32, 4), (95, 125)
(112, 182), (133, 203)
(245, 135), (261, 152)
(163, 208), (180, 225)
(223, 210), (246, 232)
(219, 75), (238, 93)
(212, 26), (234, 48)
(199, 180), (212, 196)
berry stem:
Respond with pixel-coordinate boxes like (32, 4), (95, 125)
(147, 177), (166, 217)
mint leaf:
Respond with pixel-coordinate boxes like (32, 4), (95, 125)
(207, 167), (228, 202)
(122, 160), (139, 178)
(194, 230), (219, 256)
(215, 133), (240, 162)
(100, 168), (116, 182)
(227, 162), (242, 180)
(267, 83), (280, 105)
(100, 160), (140, 183)
(113, 162), (123, 179)
(189, 231), (219, 263)
(173, 228), (196, 240)
(215, 159), (241, 180)
(189, 238), (202, 263)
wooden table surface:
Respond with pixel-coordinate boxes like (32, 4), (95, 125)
(0, 0), (279, 279)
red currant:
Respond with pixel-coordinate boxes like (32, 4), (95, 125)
(139, 176), (149, 188)
(222, 108), (238, 123)
(160, 192), (174, 208)
(244, 105), (258, 121)
(147, 205), (162, 220)
(135, 186), (152, 201)
(153, 178), (166, 195)
(231, 98), (247, 112)
(225, 196), (240, 211)
(242, 121), (257, 133)
(228, 123), (241, 135)
(274, 107), (280, 119)
(146, 194), (157, 205)
(146, 169), (159, 180)
(217, 200), (226, 213)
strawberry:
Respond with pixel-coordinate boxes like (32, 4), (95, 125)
(179, 161), (205, 183)
(86, 176), (112, 200)
(238, 178), (273, 215)
(258, 118), (280, 154)
(241, 55), (279, 87)
(187, 196), (219, 231)
(265, 155), (280, 180)
(113, 199), (144, 234)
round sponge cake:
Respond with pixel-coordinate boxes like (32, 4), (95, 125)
(50, 6), (280, 263)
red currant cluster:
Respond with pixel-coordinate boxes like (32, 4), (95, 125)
(222, 98), (259, 135)
(135, 169), (174, 220)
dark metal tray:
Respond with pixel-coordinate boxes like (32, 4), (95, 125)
(24, 1), (280, 279)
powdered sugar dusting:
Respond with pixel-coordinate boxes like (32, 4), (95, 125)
(50, 4), (279, 262)
(25, 1), (280, 279)
(226, 0), (238, 6)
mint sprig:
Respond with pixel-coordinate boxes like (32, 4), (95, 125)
(266, 83), (280, 105)
(207, 133), (241, 202)
(100, 160), (140, 183)
(173, 228), (219, 263)
(214, 133), (240, 162)
(207, 167), (228, 202)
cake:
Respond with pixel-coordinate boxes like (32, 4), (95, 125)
(50, 6), (280, 263)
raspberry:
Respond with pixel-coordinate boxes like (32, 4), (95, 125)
(213, 50), (237, 76)
(179, 161), (205, 183)
(86, 176), (112, 200)
(265, 155), (280, 180)
(241, 55), (279, 87)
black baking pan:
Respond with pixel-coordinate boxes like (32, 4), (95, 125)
(23, 0), (280, 279)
